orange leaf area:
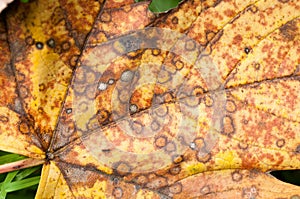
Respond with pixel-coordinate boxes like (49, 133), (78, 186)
(0, 0), (299, 198)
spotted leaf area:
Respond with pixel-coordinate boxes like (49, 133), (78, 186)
(0, 0), (299, 198)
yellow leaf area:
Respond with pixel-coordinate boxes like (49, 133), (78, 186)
(0, 0), (299, 198)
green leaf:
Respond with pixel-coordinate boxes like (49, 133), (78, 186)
(0, 171), (18, 199)
(4, 176), (40, 192)
(15, 166), (40, 181)
(0, 154), (27, 165)
(149, 0), (181, 13)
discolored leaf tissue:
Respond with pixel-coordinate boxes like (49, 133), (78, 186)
(0, 0), (299, 198)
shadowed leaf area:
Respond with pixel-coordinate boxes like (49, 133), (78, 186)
(0, 0), (299, 198)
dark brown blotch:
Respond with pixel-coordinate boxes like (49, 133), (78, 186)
(280, 20), (298, 41)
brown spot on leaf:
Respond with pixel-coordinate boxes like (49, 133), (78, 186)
(232, 35), (243, 46)
(19, 121), (30, 134)
(0, 115), (9, 123)
(280, 20), (298, 41)
(232, 170), (243, 182)
(196, 151), (211, 163)
(169, 182), (182, 194)
(224, 9), (235, 17)
(135, 175), (148, 186)
(25, 36), (35, 45)
(155, 135), (167, 148)
(112, 187), (123, 198)
(169, 165), (181, 175)
(200, 185), (211, 195)
(226, 100), (237, 113)
(276, 139), (285, 148)
(221, 116), (235, 136)
(114, 162), (132, 176)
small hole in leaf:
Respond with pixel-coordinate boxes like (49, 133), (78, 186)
(270, 170), (300, 186)
(244, 47), (251, 54)
(36, 42), (44, 50)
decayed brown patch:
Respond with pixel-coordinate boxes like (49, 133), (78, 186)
(279, 20), (298, 41)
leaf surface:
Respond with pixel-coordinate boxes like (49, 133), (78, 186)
(0, 0), (299, 198)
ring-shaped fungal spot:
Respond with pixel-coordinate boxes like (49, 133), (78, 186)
(172, 154), (183, 164)
(238, 142), (249, 150)
(0, 115), (9, 123)
(221, 115), (235, 136)
(153, 105), (168, 117)
(135, 175), (148, 186)
(151, 49), (161, 56)
(191, 86), (204, 96)
(196, 150), (211, 163)
(61, 41), (71, 52)
(46, 38), (56, 48)
(169, 182), (183, 194)
(163, 64), (177, 75)
(171, 16), (179, 24)
(113, 161), (132, 176)
(76, 101), (88, 114)
(130, 120), (143, 134)
(247, 5), (259, 13)
(96, 109), (110, 125)
(146, 176), (168, 189)
(35, 42), (44, 50)
(69, 55), (79, 68)
(276, 139), (285, 148)
(19, 85), (29, 98)
(252, 62), (261, 70)
(118, 89), (130, 103)
(54, 46), (62, 54)
(242, 185), (258, 199)
(232, 170), (243, 182)
(225, 100), (237, 113)
(164, 141), (176, 153)
(193, 137), (206, 150)
(74, 27), (226, 173)
(157, 69), (172, 84)
(154, 135), (167, 149)
(169, 165), (181, 175)
(182, 95), (201, 107)
(174, 60), (184, 70)
(112, 187), (123, 199)
(100, 11), (112, 22)
(200, 185), (211, 195)
(19, 121), (30, 134)
(184, 39), (196, 51)
(151, 120), (160, 132)
(204, 95), (214, 107)
(25, 36), (35, 45)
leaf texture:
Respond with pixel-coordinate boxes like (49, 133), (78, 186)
(0, 0), (299, 198)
